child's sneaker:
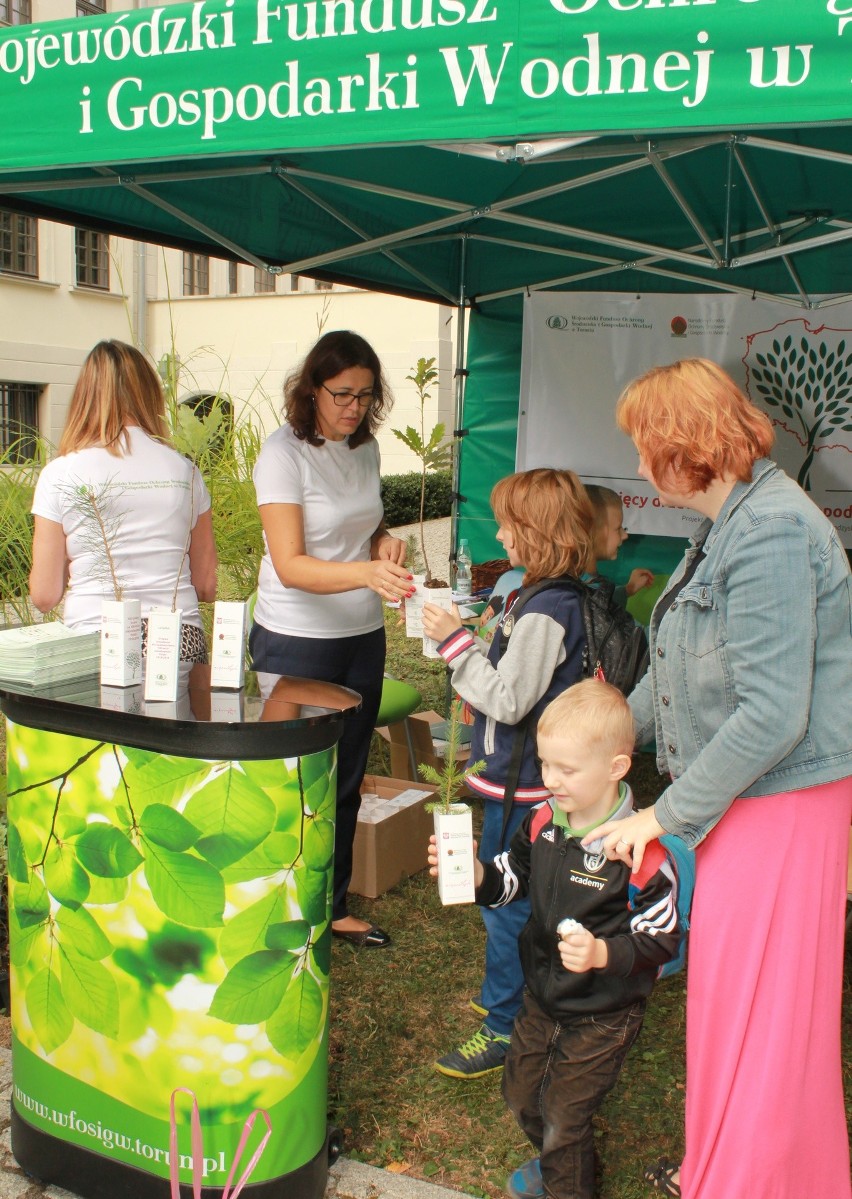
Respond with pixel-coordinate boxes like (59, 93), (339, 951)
(434, 1024), (510, 1078)
(469, 996), (488, 1017)
(506, 1158), (543, 1199)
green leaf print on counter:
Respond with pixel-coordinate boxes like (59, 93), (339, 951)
(76, 824), (143, 878)
(143, 843), (226, 928)
(7, 724), (337, 1086)
(208, 949), (297, 1023)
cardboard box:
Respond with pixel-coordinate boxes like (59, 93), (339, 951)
(376, 710), (471, 784)
(350, 774), (436, 899)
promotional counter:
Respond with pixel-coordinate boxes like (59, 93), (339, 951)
(0, 666), (359, 1199)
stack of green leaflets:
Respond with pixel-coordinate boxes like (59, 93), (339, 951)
(0, 622), (100, 689)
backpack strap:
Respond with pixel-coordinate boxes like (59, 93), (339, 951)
(496, 576), (586, 843)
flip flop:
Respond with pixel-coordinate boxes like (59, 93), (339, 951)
(644, 1158), (681, 1197)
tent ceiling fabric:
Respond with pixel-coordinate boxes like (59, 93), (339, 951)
(5, 129), (852, 307)
(2, 2), (852, 307)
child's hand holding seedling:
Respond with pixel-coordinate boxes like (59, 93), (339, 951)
(428, 834), (484, 888)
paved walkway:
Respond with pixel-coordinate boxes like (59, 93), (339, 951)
(387, 518), (451, 581)
(0, 1048), (462, 1199)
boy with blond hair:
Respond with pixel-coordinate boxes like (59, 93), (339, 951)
(431, 679), (681, 1199)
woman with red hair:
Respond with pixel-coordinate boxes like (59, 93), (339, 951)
(592, 358), (851, 1199)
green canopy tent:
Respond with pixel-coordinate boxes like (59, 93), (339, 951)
(3, 0), (852, 563)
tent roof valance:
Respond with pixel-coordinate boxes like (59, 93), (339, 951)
(2, 1), (852, 307)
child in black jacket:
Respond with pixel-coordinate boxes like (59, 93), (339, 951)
(429, 679), (681, 1199)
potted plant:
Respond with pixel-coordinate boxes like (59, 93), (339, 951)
(419, 705), (484, 905)
(392, 356), (455, 586)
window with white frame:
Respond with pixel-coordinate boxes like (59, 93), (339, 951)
(0, 1), (31, 26)
(0, 382), (40, 462)
(76, 0), (106, 16)
(75, 228), (110, 290)
(0, 211), (37, 278)
(182, 252), (210, 296)
(227, 261), (238, 295)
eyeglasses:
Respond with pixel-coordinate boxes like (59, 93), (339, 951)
(320, 383), (376, 408)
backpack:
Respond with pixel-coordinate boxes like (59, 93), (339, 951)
(499, 574), (650, 696)
(494, 574), (648, 840)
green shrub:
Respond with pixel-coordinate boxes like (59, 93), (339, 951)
(381, 470), (452, 527)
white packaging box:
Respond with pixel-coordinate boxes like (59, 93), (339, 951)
(421, 586), (453, 659)
(144, 608), (182, 701)
(404, 575), (427, 637)
(100, 599), (143, 687)
(210, 600), (248, 689)
(433, 804), (476, 905)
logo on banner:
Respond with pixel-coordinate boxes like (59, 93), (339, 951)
(670, 315), (688, 337)
(744, 321), (852, 515)
(546, 315), (569, 330)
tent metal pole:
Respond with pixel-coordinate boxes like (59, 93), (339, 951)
(271, 170), (457, 304)
(732, 144), (811, 306)
(731, 222), (852, 267)
(646, 148), (722, 265)
(119, 180), (272, 272)
(449, 236), (468, 582)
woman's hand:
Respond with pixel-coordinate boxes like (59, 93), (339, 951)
(585, 804), (666, 873)
(422, 602), (462, 643)
(372, 532), (407, 566)
(364, 559), (415, 602)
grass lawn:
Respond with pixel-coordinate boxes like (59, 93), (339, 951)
(331, 605), (852, 1197)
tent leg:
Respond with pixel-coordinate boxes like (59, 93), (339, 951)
(450, 236), (468, 575)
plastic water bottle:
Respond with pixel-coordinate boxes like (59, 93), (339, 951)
(455, 539), (473, 597)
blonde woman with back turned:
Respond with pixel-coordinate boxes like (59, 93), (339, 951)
(29, 339), (217, 661)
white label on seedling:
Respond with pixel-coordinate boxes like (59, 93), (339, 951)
(434, 805), (476, 905)
(144, 608), (181, 701)
(210, 601), (247, 689)
(100, 599), (142, 687)
(422, 586), (453, 659)
(404, 576), (427, 637)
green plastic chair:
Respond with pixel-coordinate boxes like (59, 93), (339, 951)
(376, 677), (422, 779)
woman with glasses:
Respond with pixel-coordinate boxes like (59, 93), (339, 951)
(250, 329), (413, 948)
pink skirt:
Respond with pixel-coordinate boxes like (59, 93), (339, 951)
(681, 778), (852, 1199)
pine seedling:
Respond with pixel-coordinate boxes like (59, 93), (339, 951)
(421, 703), (485, 814)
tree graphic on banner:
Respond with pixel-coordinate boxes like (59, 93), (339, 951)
(746, 331), (852, 490)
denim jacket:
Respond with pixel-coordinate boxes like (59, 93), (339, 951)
(630, 459), (852, 847)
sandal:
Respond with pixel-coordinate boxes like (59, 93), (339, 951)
(644, 1158), (681, 1197)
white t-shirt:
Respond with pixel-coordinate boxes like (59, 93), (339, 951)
(252, 423), (384, 638)
(32, 427), (210, 632)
